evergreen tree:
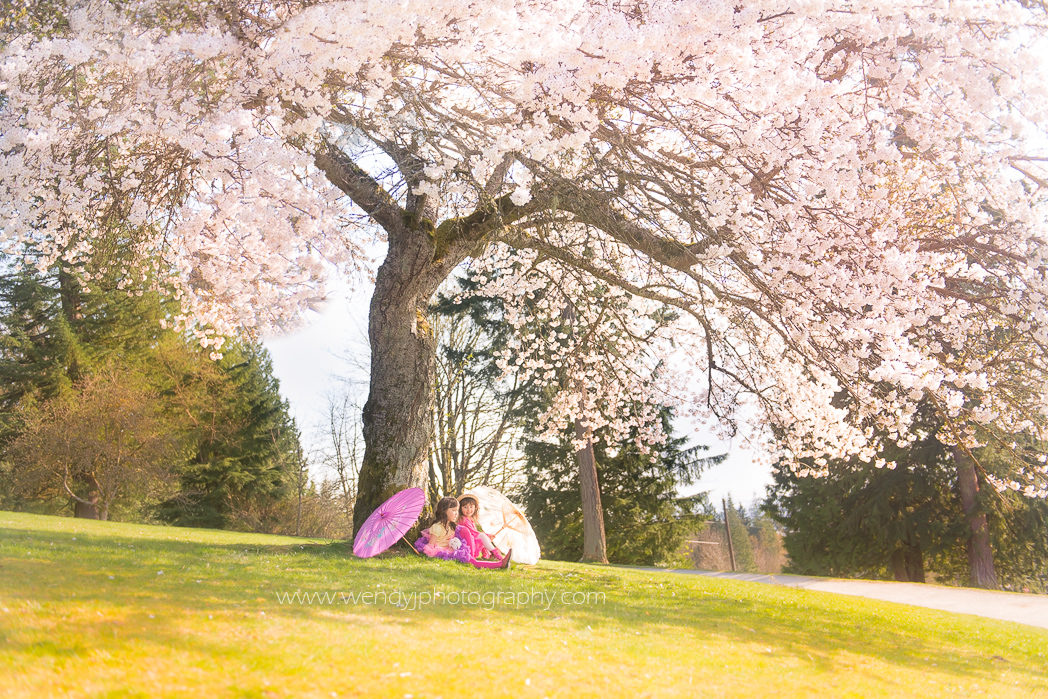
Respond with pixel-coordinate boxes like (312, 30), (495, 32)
(0, 239), (171, 413)
(0, 251), (305, 527)
(429, 274), (535, 499)
(521, 409), (718, 565)
(724, 496), (756, 573)
(0, 268), (72, 435)
(764, 414), (964, 583)
(157, 340), (301, 528)
(764, 419), (1048, 590)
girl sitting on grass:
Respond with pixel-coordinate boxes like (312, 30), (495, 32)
(416, 496), (510, 570)
(456, 495), (503, 561)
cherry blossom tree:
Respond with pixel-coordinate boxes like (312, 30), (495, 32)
(3, 0), (1048, 537)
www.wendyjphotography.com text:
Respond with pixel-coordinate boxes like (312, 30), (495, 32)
(273, 587), (607, 612)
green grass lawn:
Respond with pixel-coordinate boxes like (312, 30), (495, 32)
(1, 511), (1046, 698)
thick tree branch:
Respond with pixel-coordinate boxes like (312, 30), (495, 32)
(314, 141), (408, 235)
(419, 190), (554, 292)
(502, 229), (691, 310)
(532, 171), (713, 272)
(439, 191), (549, 248)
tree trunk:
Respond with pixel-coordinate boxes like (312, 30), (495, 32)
(905, 545), (925, 583)
(316, 141), (534, 532)
(889, 544), (925, 583)
(73, 499), (100, 519)
(57, 264), (84, 382)
(73, 473), (102, 519)
(352, 229), (442, 531)
(953, 445), (997, 589)
(575, 420), (608, 564)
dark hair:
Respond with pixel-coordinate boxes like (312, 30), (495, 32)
(431, 496), (459, 533)
(458, 496), (479, 526)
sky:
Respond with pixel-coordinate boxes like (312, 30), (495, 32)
(262, 275), (774, 508)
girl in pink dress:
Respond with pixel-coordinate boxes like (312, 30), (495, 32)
(456, 495), (504, 562)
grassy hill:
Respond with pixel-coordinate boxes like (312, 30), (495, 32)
(1, 511), (1046, 697)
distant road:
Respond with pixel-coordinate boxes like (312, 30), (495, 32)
(636, 568), (1048, 631)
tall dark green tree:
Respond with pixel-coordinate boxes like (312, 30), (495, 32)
(764, 400), (961, 583)
(0, 269), (73, 430)
(938, 437), (1048, 593)
(0, 238), (172, 405)
(520, 409), (718, 565)
(764, 420), (1048, 590)
(764, 458), (963, 582)
(157, 340), (301, 528)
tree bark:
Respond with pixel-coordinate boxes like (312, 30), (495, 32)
(905, 545), (925, 583)
(953, 445), (997, 589)
(73, 473), (102, 519)
(575, 420), (608, 564)
(889, 544), (925, 583)
(352, 232), (442, 531)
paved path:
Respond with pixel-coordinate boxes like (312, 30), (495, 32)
(651, 569), (1048, 631)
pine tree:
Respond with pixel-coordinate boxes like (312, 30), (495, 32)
(0, 268), (72, 429)
(764, 438), (963, 582)
(0, 239), (171, 416)
(521, 409), (718, 565)
(158, 340), (301, 528)
(764, 418), (1048, 589)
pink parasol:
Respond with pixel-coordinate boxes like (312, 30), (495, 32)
(352, 487), (426, 558)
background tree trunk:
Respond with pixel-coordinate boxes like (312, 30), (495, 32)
(953, 445), (997, 588)
(72, 473), (102, 519)
(575, 419), (608, 564)
(889, 544), (925, 583)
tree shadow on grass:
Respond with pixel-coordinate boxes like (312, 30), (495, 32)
(2, 522), (1047, 691)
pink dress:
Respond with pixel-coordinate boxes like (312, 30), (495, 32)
(456, 517), (499, 559)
